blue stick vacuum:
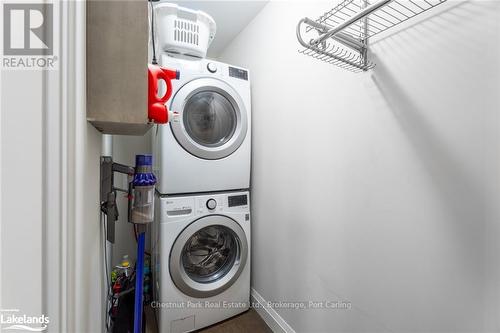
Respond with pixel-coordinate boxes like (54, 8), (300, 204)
(130, 155), (156, 333)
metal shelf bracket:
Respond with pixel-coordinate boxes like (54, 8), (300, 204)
(296, 0), (448, 72)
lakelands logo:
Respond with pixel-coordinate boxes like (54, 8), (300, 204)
(0, 309), (49, 331)
(2, 3), (57, 69)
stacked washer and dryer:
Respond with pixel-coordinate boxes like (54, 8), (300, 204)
(151, 3), (251, 333)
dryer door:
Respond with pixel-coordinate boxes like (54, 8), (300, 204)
(170, 78), (248, 160)
(169, 215), (248, 298)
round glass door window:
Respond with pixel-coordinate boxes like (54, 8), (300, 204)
(170, 78), (248, 160)
(169, 215), (248, 298)
(181, 225), (238, 283)
(183, 91), (237, 148)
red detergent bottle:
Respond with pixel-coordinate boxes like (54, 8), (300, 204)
(147, 64), (180, 123)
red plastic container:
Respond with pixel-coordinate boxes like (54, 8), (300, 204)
(147, 64), (179, 123)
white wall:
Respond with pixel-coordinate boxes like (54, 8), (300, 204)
(220, 1), (500, 332)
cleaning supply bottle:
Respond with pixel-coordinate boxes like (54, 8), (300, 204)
(148, 64), (180, 123)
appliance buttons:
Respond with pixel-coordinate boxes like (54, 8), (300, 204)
(207, 62), (217, 73)
(206, 198), (217, 210)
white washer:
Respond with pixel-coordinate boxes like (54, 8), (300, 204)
(153, 55), (251, 195)
(152, 191), (250, 333)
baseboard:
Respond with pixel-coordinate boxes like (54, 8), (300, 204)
(250, 288), (296, 333)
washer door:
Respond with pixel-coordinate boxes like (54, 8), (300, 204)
(170, 78), (248, 160)
(170, 215), (248, 298)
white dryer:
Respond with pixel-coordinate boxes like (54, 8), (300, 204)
(152, 191), (250, 333)
(153, 55), (251, 195)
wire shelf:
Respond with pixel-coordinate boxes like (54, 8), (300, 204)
(297, 0), (447, 72)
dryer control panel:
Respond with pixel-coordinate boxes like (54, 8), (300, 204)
(228, 66), (248, 81)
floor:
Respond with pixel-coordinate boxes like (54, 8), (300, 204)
(145, 307), (273, 333)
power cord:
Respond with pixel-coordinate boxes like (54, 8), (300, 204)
(102, 211), (112, 332)
(149, 0), (158, 65)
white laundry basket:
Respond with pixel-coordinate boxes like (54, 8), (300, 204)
(155, 3), (216, 58)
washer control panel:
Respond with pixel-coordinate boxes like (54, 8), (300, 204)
(164, 192), (249, 218)
(206, 198), (217, 210)
(228, 194), (248, 207)
(165, 197), (194, 217)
